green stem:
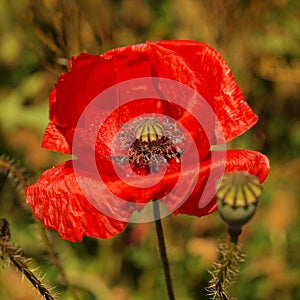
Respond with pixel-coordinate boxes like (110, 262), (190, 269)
(153, 200), (175, 300)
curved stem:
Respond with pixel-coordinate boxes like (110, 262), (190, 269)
(153, 200), (175, 300)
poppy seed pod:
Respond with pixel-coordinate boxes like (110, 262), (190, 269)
(217, 172), (263, 236)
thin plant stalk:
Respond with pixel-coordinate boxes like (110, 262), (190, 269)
(153, 200), (176, 300)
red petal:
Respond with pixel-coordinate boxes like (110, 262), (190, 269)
(25, 161), (128, 241)
(224, 150), (270, 183)
(174, 150), (270, 217)
(44, 41), (257, 153)
(50, 53), (117, 129)
(42, 121), (71, 154)
(78, 156), (180, 205)
(51, 48), (152, 129)
(146, 40), (258, 142)
(44, 48), (156, 152)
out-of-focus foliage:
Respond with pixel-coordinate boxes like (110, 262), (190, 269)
(0, 0), (300, 299)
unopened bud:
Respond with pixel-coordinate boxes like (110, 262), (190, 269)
(216, 172), (263, 236)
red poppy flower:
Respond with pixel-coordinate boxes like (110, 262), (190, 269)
(26, 40), (270, 242)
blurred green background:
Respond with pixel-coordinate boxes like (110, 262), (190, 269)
(1, 0), (300, 299)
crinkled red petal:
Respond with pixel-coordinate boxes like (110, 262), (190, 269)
(224, 150), (270, 183)
(174, 150), (270, 217)
(42, 121), (72, 154)
(43, 48), (153, 153)
(25, 161), (128, 242)
(146, 40), (258, 143)
(43, 40), (257, 154)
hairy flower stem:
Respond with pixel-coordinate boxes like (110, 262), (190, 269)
(207, 233), (244, 300)
(216, 238), (238, 300)
(6, 246), (55, 300)
(153, 200), (176, 300)
(0, 219), (55, 300)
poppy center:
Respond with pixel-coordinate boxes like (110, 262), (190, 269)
(110, 116), (185, 175)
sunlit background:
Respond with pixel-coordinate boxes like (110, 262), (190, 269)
(1, 1), (300, 299)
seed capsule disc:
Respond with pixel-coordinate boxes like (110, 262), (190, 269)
(217, 172), (263, 208)
(134, 118), (163, 143)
